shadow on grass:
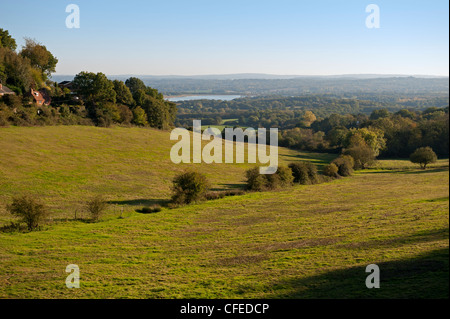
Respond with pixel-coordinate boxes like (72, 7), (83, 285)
(210, 183), (246, 192)
(280, 153), (338, 165)
(363, 167), (449, 175)
(107, 198), (171, 207)
(340, 227), (449, 250)
(268, 248), (449, 299)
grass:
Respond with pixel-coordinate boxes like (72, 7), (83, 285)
(0, 125), (326, 221)
(0, 126), (448, 298)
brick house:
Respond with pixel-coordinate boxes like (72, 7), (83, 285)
(31, 88), (51, 106)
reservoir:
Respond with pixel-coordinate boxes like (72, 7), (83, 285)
(167, 95), (242, 102)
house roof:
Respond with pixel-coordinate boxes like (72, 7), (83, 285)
(0, 84), (15, 95)
(31, 89), (51, 105)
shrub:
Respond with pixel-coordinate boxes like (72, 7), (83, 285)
(343, 143), (376, 169)
(323, 163), (339, 178)
(410, 146), (438, 169)
(276, 165), (295, 187)
(245, 167), (268, 191)
(141, 205), (162, 214)
(86, 195), (108, 221)
(6, 195), (49, 231)
(332, 155), (354, 177)
(305, 162), (319, 184)
(289, 162), (318, 185)
(205, 191), (226, 201)
(171, 171), (210, 205)
(246, 166), (293, 191)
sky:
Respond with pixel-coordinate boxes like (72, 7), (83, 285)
(0, 0), (448, 76)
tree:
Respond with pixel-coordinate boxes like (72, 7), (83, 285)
(370, 108), (390, 120)
(113, 80), (134, 105)
(288, 162), (318, 185)
(73, 72), (116, 104)
(132, 106), (148, 126)
(125, 77), (146, 95)
(323, 163), (339, 178)
(0, 28), (17, 51)
(20, 38), (58, 80)
(86, 195), (108, 222)
(344, 127), (386, 156)
(332, 155), (354, 177)
(300, 110), (317, 127)
(245, 167), (268, 191)
(7, 195), (49, 231)
(410, 147), (437, 169)
(343, 141), (376, 169)
(171, 171), (210, 205)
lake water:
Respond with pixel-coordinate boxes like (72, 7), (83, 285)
(167, 95), (242, 102)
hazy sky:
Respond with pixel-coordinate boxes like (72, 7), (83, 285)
(1, 0), (448, 76)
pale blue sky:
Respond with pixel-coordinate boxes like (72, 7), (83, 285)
(0, 0), (448, 76)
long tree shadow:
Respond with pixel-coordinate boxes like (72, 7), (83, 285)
(210, 183), (246, 192)
(107, 198), (171, 207)
(267, 248), (449, 299)
(361, 167), (449, 175)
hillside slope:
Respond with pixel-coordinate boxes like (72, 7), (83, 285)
(0, 126), (448, 298)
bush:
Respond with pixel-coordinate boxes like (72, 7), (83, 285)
(86, 195), (108, 221)
(343, 143), (376, 169)
(275, 166), (295, 187)
(332, 155), (354, 177)
(289, 162), (318, 185)
(245, 166), (293, 191)
(172, 171), (210, 205)
(410, 146), (438, 169)
(245, 167), (269, 191)
(6, 195), (49, 231)
(141, 205), (162, 214)
(323, 163), (339, 178)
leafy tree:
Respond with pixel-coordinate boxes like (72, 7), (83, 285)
(117, 104), (133, 124)
(172, 171), (210, 205)
(0, 28), (17, 51)
(370, 108), (390, 120)
(332, 155), (354, 177)
(343, 141), (376, 169)
(113, 80), (134, 105)
(289, 162), (315, 185)
(410, 147), (437, 169)
(20, 38), (58, 80)
(300, 110), (317, 127)
(7, 195), (49, 231)
(73, 72), (116, 104)
(344, 127), (386, 156)
(86, 195), (108, 222)
(132, 106), (148, 126)
(323, 163), (339, 177)
(125, 77), (146, 95)
(1, 47), (34, 93)
(245, 167), (268, 191)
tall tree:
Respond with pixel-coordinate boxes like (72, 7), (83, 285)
(73, 72), (116, 104)
(0, 28), (17, 51)
(20, 38), (58, 80)
(113, 80), (133, 105)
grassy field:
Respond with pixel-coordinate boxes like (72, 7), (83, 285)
(0, 126), (448, 298)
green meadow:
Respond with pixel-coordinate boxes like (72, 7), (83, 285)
(0, 126), (448, 298)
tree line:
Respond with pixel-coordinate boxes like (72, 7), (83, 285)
(0, 28), (177, 129)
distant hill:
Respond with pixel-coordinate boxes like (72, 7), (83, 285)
(50, 74), (449, 96)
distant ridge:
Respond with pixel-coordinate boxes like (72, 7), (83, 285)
(51, 73), (448, 82)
